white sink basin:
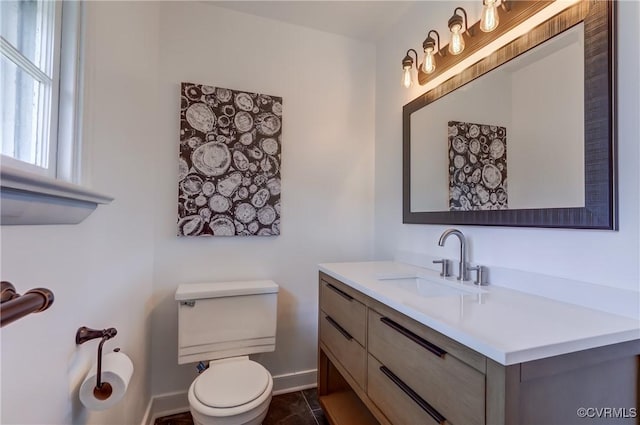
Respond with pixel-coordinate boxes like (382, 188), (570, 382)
(376, 273), (486, 297)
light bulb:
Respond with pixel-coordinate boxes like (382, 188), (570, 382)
(480, 0), (499, 32)
(422, 48), (436, 74)
(448, 24), (465, 55)
(402, 66), (413, 88)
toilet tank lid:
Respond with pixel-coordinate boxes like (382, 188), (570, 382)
(175, 280), (279, 301)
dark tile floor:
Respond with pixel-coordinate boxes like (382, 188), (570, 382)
(155, 388), (327, 425)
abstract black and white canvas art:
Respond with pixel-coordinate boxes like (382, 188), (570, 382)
(448, 120), (507, 211)
(178, 82), (282, 236)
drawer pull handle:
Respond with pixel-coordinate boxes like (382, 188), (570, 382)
(380, 317), (446, 358)
(325, 315), (353, 341)
(380, 365), (446, 425)
(325, 282), (354, 302)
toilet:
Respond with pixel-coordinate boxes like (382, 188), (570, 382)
(175, 280), (279, 425)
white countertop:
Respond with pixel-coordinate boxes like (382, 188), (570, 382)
(319, 261), (640, 366)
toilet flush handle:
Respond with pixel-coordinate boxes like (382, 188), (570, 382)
(180, 300), (195, 307)
(196, 361), (208, 374)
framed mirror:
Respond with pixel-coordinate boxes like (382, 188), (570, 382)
(403, 0), (617, 229)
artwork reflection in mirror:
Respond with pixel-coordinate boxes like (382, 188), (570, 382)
(448, 120), (507, 211)
(410, 23), (584, 213)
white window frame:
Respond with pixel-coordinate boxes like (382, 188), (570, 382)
(55, 0), (83, 183)
(1, 1), (112, 225)
(1, 0), (60, 176)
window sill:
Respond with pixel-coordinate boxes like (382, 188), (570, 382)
(1, 166), (113, 225)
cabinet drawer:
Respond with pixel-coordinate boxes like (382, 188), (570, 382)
(369, 310), (485, 425)
(368, 355), (449, 425)
(320, 277), (366, 345)
(320, 312), (366, 389)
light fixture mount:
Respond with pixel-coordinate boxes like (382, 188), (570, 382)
(422, 30), (444, 55)
(402, 49), (417, 69)
(448, 14), (463, 31)
(419, 30), (444, 76)
(401, 48), (419, 88)
(449, 7), (473, 37)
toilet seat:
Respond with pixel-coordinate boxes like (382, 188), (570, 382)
(194, 358), (270, 408)
(188, 357), (274, 420)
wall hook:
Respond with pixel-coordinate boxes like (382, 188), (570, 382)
(75, 326), (118, 400)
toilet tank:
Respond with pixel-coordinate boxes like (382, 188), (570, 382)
(175, 280), (278, 365)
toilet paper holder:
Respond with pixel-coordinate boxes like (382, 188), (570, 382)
(75, 326), (119, 400)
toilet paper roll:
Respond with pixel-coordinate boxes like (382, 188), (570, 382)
(79, 351), (134, 411)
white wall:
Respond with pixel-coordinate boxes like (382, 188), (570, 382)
(374, 1), (640, 294)
(149, 2), (375, 396)
(0, 2), (159, 424)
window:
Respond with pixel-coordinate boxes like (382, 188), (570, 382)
(2, 0), (59, 175)
(1, 1), (112, 225)
(1, 0), (82, 181)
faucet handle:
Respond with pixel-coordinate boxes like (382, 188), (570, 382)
(467, 265), (488, 286)
(433, 259), (451, 277)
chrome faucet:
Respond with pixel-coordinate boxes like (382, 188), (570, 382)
(438, 229), (468, 281)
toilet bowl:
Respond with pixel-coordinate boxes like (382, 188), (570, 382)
(188, 357), (273, 425)
(175, 280), (279, 425)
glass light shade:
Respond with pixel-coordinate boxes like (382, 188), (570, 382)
(402, 66), (413, 88)
(480, 0), (499, 32)
(448, 24), (465, 55)
(422, 48), (436, 74)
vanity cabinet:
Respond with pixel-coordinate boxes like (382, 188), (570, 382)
(318, 274), (379, 425)
(368, 309), (485, 425)
(317, 271), (640, 425)
(319, 279), (367, 389)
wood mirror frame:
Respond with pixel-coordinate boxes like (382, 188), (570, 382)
(402, 0), (617, 229)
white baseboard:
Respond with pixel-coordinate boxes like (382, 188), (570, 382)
(272, 369), (317, 395)
(140, 399), (153, 425)
(142, 390), (189, 425)
(142, 369), (317, 425)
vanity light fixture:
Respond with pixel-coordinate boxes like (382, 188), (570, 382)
(448, 7), (473, 55)
(401, 49), (418, 88)
(402, 0), (549, 88)
(421, 30), (444, 75)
